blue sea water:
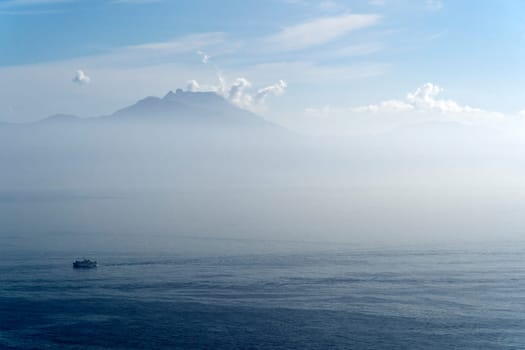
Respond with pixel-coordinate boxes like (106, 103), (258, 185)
(1, 240), (525, 349)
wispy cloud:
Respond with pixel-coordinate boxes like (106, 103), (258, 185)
(127, 33), (226, 52)
(265, 13), (380, 51)
(197, 50), (211, 64)
(254, 80), (287, 104)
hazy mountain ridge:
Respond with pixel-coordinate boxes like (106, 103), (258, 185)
(5, 89), (280, 130)
(36, 114), (82, 124)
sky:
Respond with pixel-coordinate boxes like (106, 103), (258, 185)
(1, 0), (525, 134)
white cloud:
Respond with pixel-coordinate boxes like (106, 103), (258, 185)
(190, 46), (287, 109)
(351, 83), (487, 115)
(224, 77), (288, 108)
(303, 83), (504, 135)
(72, 70), (90, 85)
(265, 13), (380, 51)
(228, 78), (253, 108)
(406, 83), (481, 113)
(254, 80), (287, 103)
(186, 80), (200, 92)
(187, 75), (287, 109)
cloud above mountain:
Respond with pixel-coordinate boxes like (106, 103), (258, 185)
(228, 78), (253, 108)
(254, 80), (287, 104)
(189, 50), (288, 109)
(186, 80), (200, 92)
(187, 76), (287, 109)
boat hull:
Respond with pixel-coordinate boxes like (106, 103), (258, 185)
(73, 261), (97, 268)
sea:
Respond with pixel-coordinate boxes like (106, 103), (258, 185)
(0, 235), (524, 350)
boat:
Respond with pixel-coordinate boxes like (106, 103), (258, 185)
(73, 259), (97, 268)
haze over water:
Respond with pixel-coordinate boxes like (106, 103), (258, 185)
(3, 1), (525, 349)
(2, 89), (525, 349)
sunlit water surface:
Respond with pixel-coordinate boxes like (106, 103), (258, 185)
(1, 238), (525, 349)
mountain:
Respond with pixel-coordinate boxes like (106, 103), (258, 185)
(0, 89), (296, 193)
(107, 89), (273, 128)
(0, 89), (279, 131)
(36, 114), (82, 125)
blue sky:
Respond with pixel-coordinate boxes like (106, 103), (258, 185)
(1, 0), (525, 133)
